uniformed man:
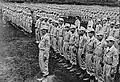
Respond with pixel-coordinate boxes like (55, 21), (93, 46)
(83, 28), (97, 77)
(69, 24), (78, 66)
(103, 36), (119, 82)
(50, 20), (59, 52)
(27, 14), (32, 33)
(113, 21), (119, 50)
(58, 18), (65, 54)
(77, 26), (87, 70)
(47, 18), (53, 33)
(63, 23), (71, 60)
(37, 25), (51, 81)
(58, 18), (64, 27)
(108, 22), (115, 37)
(35, 14), (41, 43)
(94, 31), (107, 82)
(87, 15), (94, 29)
(101, 17), (110, 38)
(75, 16), (81, 29)
(95, 19), (102, 34)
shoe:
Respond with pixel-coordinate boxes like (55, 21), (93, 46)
(79, 73), (85, 79)
(66, 66), (73, 70)
(76, 72), (82, 76)
(63, 64), (69, 67)
(69, 68), (76, 72)
(57, 58), (62, 61)
(83, 73), (90, 81)
(36, 77), (45, 81)
(58, 60), (64, 63)
(54, 56), (58, 59)
(36, 41), (39, 43)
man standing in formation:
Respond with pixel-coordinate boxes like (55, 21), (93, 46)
(38, 25), (51, 81)
(35, 14), (119, 82)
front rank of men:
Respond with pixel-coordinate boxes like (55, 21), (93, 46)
(35, 14), (119, 82)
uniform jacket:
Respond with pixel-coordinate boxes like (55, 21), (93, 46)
(94, 39), (107, 57)
(77, 34), (87, 49)
(113, 28), (119, 39)
(103, 45), (119, 67)
(75, 19), (80, 28)
(69, 32), (78, 45)
(95, 23), (102, 34)
(84, 36), (97, 54)
(63, 31), (71, 42)
(39, 33), (50, 51)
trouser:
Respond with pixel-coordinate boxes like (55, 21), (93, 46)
(35, 28), (40, 42)
(94, 55), (103, 82)
(77, 48), (86, 70)
(69, 45), (77, 65)
(51, 36), (57, 51)
(103, 64), (115, 82)
(86, 53), (95, 76)
(63, 42), (69, 60)
(39, 50), (49, 76)
(58, 37), (63, 54)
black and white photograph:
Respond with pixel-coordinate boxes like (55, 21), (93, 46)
(0, 0), (120, 82)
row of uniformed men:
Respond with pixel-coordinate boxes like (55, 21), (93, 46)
(2, 3), (119, 30)
(40, 4), (119, 21)
(2, 5), (33, 33)
(22, 3), (119, 22)
(36, 15), (119, 82)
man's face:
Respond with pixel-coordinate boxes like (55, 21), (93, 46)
(65, 27), (69, 31)
(41, 29), (47, 35)
(107, 40), (114, 47)
(88, 32), (93, 37)
(78, 30), (84, 35)
(115, 25), (119, 29)
(103, 20), (107, 24)
(71, 28), (75, 33)
(53, 22), (58, 27)
(97, 35), (103, 41)
(89, 17), (92, 20)
(44, 19), (48, 22)
(110, 24), (114, 28)
(59, 20), (64, 25)
(36, 16), (39, 20)
(49, 20), (52, 24)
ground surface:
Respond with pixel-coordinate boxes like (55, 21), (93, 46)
(0, 4), (38, 82)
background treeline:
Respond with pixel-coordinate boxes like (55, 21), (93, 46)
(3, 0), (120, 7)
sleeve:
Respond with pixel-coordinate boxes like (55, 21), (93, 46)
(112, 50), (119, 67)
(35, 20), (39, 28)
(44, 36), (51, 51)
(38, 40), (45, 50)
(75, 36), (79, 47)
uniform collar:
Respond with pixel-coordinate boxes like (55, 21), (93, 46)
(87, 36), (95, 42)
(106, 45), (115, 52)
(96, 38), (104, 45)
(59, 24), (64, 28)
(41, 33), (49, 39)
(90, 36), (95, 40)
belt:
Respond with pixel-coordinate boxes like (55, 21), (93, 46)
(40, 49), (45, 51)
(64, 40), (69, 42)
(79, 47), (83, 49)
(87, 51), (93, 54)
(105, 62), (112, 65)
